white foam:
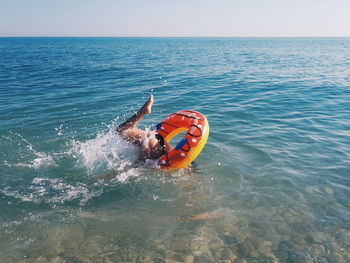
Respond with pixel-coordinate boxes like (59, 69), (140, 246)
(3, 151), (56, 169)
(32, 155), (56, 169)
(68, 128), (139, 174)
(2, 177), (102, 205)
(111, 168), (138, 183)
(3, 132), (56, 169)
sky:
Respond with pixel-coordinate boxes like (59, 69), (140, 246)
(0, 0), (349, 37)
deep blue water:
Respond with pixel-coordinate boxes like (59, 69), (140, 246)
(1, 37), (350, 262)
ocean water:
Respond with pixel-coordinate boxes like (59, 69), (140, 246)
(0, 37), (350, 263)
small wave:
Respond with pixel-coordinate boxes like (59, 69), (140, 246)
(1, 177), (102, 205)
(2, 132), (57, 169)
(109, 168), (140, 183)
(3, 155), (56, 169)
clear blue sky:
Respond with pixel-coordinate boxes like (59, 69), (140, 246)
(1, 0), (349, 37)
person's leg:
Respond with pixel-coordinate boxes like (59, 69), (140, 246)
(116, 95), (153, 144)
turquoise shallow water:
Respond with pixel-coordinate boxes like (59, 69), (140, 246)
(1, 37), (350, 262)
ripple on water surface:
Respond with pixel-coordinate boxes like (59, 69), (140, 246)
(0, 37), (350, 262)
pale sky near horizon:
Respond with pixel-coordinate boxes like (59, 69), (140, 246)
(0, 0), (349, 37)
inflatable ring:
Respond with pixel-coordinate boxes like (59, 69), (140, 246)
(155, 110), (209, 169)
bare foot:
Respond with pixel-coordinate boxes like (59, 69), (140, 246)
(141, 95), (153, 114)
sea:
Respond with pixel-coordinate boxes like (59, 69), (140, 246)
(0, 37), (350, 263)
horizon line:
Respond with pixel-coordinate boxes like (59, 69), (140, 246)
(1, 36), (350, 38)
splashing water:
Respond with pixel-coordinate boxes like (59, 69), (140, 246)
(68, 128), (140, 174)
(2, 132), (57, 169)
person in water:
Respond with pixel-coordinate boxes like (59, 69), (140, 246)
(116, 96), (219, 221)
(117, 95), (172, 161)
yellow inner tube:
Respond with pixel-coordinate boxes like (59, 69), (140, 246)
(156, 110), (210, 169)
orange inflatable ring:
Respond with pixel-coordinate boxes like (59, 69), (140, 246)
(155, 110), (210, 169)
